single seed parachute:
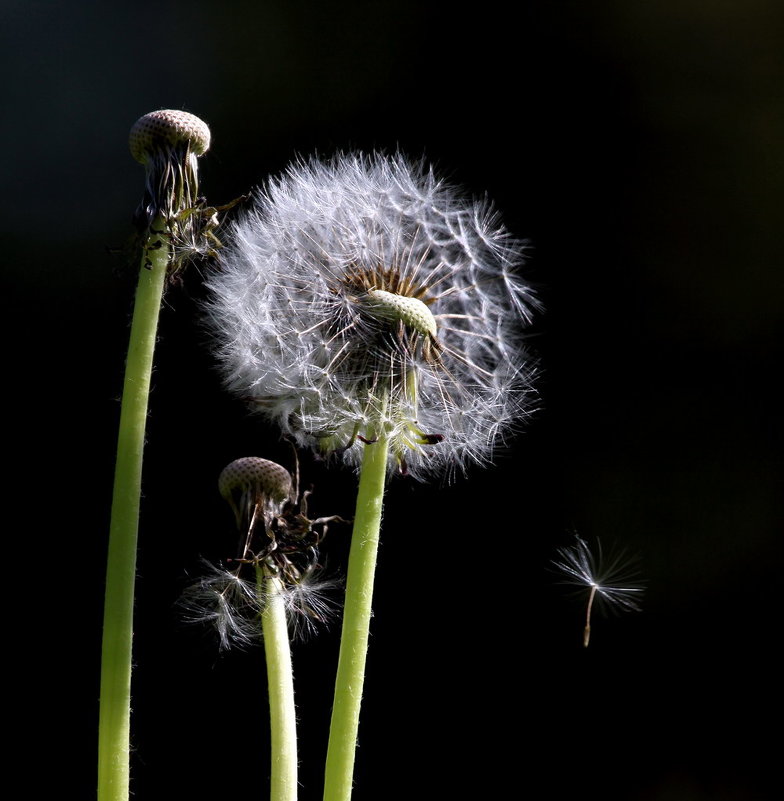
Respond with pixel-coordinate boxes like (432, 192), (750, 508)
(205, 152), (539, 478)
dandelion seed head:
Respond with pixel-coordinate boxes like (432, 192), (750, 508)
(127, 109), (240, 275)
(181, 457), (345, 649)
(218, 455), (293, 526)
(205, 152), (539, 478)
(218, 455), (293, 500)
(129, 109), (211, 164)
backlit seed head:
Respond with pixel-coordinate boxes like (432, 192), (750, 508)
(129, 109), (211, 164)
(205, 152), (539, 479)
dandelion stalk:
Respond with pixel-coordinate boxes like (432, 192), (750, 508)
(98, 219), (169, 801)
(323, 433), (390, 801)
(98, 110), (211, 801)
(203, 153), (538, 800)
(198, 457), (329, 801)
(258, 564), (299, 801)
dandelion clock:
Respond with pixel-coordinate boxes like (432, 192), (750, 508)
(205, 153), (538, 478)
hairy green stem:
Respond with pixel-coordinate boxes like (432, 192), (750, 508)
(258, 565), (299, 801)
(323, 435), (390, 801)
(98, 222), (169, 801)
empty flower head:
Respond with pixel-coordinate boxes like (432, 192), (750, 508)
(129, 109), (244, 272)
(205, 153), (538, 478)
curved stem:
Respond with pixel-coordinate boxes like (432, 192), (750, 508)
(323, 435), (390, 801)
(583, 585), (597, 648)
(258, 565), (299, 801)
(98, 222), (168, 801)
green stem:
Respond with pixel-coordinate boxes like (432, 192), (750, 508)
(98, 221), (169, 801)
(323, 435), (390, 801)
(258, 565), (299, 801)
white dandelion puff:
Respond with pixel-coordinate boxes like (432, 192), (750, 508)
(552, 535), (645, 647)
(204, 152), (539, 478)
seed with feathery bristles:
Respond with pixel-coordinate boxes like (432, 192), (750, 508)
(128, 109), (211, 164)
(552, 536), (644, 647)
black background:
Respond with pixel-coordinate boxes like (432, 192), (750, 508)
(5, 2), (781, 799)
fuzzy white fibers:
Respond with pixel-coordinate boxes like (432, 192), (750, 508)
(205, 153), (538, 479)
(180, 561), (338, 649)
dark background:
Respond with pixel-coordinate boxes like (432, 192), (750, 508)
(5, 1), (781, 799)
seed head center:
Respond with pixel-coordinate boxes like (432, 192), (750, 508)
(366, 289), (437, 338)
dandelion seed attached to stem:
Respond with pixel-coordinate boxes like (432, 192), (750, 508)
(99, 109), (227, 801)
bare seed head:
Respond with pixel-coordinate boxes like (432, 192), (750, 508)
(127, 109), (231, 274)
(129, 109), (211, 164)
(180, 457), (345, 649)
(219, 456), (293, 507)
